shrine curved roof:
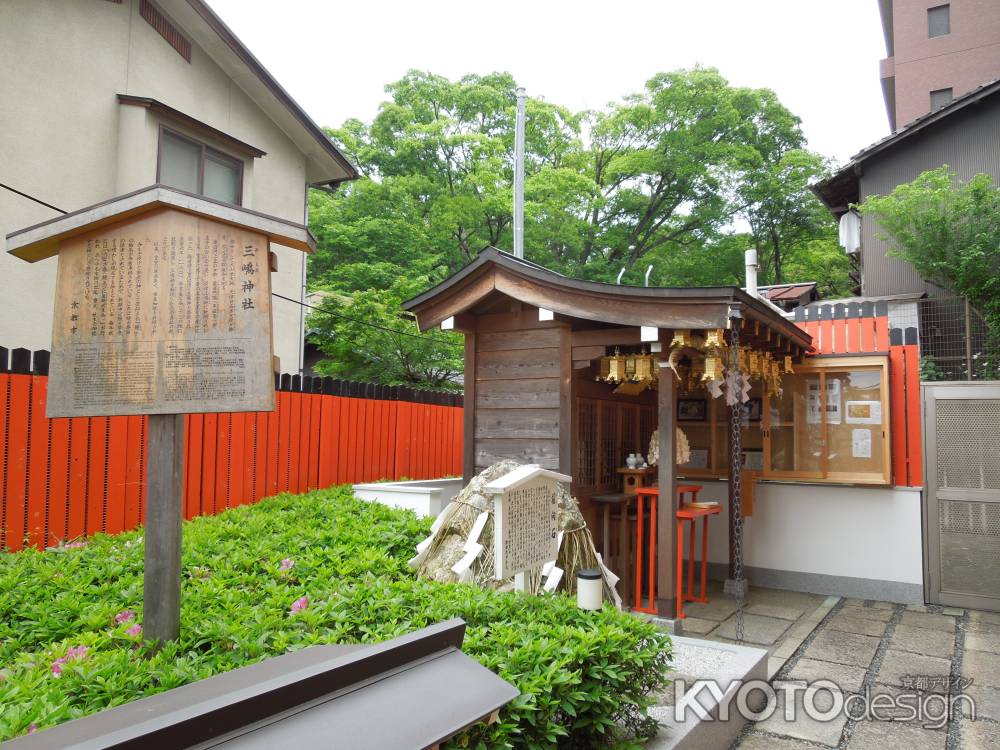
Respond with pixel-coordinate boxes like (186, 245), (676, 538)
(403, 248), (812, 352)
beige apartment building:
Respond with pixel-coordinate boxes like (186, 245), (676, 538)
(0, 0), (357, 371)
(879, 0), (1000, 130)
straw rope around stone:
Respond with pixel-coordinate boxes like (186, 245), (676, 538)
(412, 461), (621, 603)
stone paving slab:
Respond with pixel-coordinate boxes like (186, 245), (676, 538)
(838, 604), (895, 622)
(745, 588), (824, 609)
(712, 613), (791, 646)
(846, 719), (946, 749)
(803, 629), (881, 668)
(960, 718), (1000, 749)
(681, 598), (737, 621)
(737, 732), (818, 749)
(876, 649), (952, 688)
(787, 657), (868, 692)
(961, 650), (1000, 689)
(963, 686), (1000, 722)
(844, 598), (896, 610)
(755, 681), (847, 747)
(963, 618), (1000, 635)
(964, 628), (1000, 654)
(969, 610), (1000, 626)
(677, 616), (717, 635)
(772, 620), (824, 660)
(857, 684), (950, 725)
(827, 611), (890, 637)
(889, 623), (956, 658)
(898, 611), (957, 633)
(745, 603), (808, 621)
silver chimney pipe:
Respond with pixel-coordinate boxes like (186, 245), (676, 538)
(513, 87), (526, 258)
(745, 248), (759, 298)
(644, 264), (654, 287)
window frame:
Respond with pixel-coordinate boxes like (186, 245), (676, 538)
(930, 87), (954, 112)
(674, 355), (892, 486)
(156, 125), (244, 206)
(928, 4), (951, 38)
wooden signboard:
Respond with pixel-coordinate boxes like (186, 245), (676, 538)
(7, 185), (316, 644)
(486, 465), (568, 583)
(47, 209), (273, 418)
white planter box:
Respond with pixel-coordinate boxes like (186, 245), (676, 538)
(353, 478), (464, 517)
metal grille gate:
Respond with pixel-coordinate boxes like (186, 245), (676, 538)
(923, 383), (1000, 611)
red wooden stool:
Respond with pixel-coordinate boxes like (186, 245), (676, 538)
(631, 485), (720, 619)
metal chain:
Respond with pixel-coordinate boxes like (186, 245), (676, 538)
(729, 324), (747, 643)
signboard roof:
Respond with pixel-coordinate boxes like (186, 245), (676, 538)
(484, 465), (571, 494)
(5, 184), (315, 262)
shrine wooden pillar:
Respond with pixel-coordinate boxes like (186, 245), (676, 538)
(655, 361), (678, 616)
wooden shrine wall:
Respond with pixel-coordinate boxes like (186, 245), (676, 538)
(468, 312), (569, 478)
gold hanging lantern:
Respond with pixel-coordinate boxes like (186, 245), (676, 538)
(671, 329), (694, 349)
(597, 351), (627, 383)
(705, 329), (725, 349)
(703, 355), (723, 382)
(599, 349), (658, 394)
(784, 355), (794, 374)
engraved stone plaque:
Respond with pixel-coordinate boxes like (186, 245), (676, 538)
(47, 209), (274, 417)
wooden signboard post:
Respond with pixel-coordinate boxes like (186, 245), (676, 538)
(7, 185), (315, 643)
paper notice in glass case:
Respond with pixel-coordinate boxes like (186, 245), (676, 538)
(852, 428), (872, 459)
(846, 400), (882, 424)
(826, 378), (842, 424)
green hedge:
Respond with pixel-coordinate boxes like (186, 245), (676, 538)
(0, 488), (670, 747)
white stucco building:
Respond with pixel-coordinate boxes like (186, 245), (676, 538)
(0, 0), (357, 371)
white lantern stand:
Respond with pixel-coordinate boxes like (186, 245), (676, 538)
(576, 569), (603, 610)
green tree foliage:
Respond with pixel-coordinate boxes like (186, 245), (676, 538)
(307, 277), (463, 390)
(307, 68), (845, 384)
(861, 168), (1000, 362)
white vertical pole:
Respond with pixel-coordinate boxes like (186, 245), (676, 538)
(513, 87), (526, 259)
(745, 249), (759, 298)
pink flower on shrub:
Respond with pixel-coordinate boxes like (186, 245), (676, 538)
(114, 610), (135, 625)
(289, 596), (309, 615)
(51, 645), (89, 677)
(125, 624), (142, 638)
(28, 725), (37, 734)
(279, 558), (295, 572)
(63, 540), (87, 549)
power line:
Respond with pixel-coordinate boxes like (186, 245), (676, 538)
(1, 182), (67, 214)
(1, 180), (454, 349)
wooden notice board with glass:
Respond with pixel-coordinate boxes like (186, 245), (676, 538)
(676, 356), (891, 486)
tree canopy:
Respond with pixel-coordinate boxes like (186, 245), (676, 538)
(307, 68), (849, 387)
(861, 167), (1000, 369)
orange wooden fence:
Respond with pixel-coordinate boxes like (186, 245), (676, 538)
(0, 348), (462, 552)
(794, 301), (923, 487)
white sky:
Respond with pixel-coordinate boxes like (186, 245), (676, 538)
(208, 0), (890, 167)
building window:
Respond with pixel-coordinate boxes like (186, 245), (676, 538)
(930, 87), (954, 111)
(928, 4), (950, 37)
(157, 128), (243, 205)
